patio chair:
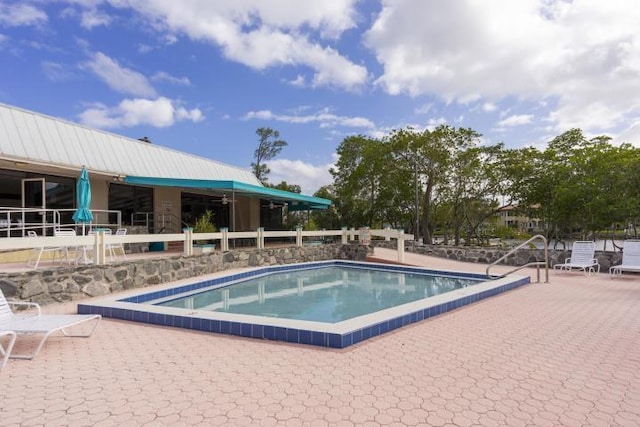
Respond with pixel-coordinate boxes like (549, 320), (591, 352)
(0, 288), (101, 360)
(103, 228), (128, 260)
(0, 330), (17, 370)
(26, 230), (71, 269)
(553, 241), (600, 276)
(609, 240), (640, 277)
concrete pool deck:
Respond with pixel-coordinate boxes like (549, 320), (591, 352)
(2, 247), (640, 426)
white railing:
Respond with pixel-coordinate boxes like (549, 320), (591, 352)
(0, 207), (121, 237)
(0, 226), (410, 266)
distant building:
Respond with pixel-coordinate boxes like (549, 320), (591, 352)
(0, 103), (330, 236)
(496, 204), (542, 232)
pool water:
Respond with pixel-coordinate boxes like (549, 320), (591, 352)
(78, 261), (530, 348)
(157, 266), (481, 323)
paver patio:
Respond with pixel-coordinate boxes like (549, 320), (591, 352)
(1, 247), (639, 426)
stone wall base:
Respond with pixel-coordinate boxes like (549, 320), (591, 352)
(372, 240), (623, 272)
(0, 244), (375, 306)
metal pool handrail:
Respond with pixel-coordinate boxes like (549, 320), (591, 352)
(486, 235), (549, 283)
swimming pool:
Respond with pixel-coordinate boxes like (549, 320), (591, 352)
(78, 260), (530, 348)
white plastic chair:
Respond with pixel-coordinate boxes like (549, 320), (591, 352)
(0, 288), (101, 360)
(553, 241), (600, 276)
(108, 228), (128, 260)
(55, 228), (81, 265)
(610, 240), (640, 277)
(26, 230), (70, 269)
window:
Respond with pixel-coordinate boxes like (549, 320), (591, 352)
(108, 183), (153, 225)
(181, 192), (228, 229)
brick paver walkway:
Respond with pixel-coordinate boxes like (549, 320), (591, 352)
(1, 248), (640, 426)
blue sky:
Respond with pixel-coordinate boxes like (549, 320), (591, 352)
(1, 1), (639, 195)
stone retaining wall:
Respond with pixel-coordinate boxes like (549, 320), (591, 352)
(372, 240), (623, 272)
(0, 243), (372, 306)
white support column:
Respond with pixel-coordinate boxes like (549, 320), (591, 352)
(95, 230), (107, 265)
(296, 226), (303, 247)
(397, 229), (405, 263)
(257, 227), (264, 249)
(384, 226), (391, 241)
(341, 227), (348, 244)
(183, 228), (193, 256)
(220, 227), (229, 252)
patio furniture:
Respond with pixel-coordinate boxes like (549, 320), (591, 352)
(0, 330), (17, 370)
(107, 228), (128, 260)
(553, 241), (600, 276)
(610, 240), (640, 277)
(26, 230), (71, 269)
(0, 288), (101, 360)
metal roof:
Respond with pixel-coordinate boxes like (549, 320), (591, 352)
(0, 102), (262, 186)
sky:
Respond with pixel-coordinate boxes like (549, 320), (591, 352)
(1, 0), (639, 196)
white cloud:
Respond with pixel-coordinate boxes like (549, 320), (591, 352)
(498, 114), (534, 127)
(414, 103), (433, 115)
(80, 9), (111, 29)
(41, 61), (73, 82)
(152, 71), (191, 86)
(61, 5), (111, 29)
(82, 52), (157, 97)
(287, 75), (306, 87)
(267, 158), (333, 195)
(0, 3), (47, 27)
(78, 97), (204, 129)
(365, 0), (640, 136)
(482, 102), (497, 112)
(426, 117), (447, 130)
(105, 0), (367, 90)
(617, 122), (640, 147)
(244, 108), (375, 129)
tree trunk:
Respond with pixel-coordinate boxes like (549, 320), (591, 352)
(421, 179), (434, 244)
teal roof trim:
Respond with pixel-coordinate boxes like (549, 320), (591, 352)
(123, 176), (331, 210)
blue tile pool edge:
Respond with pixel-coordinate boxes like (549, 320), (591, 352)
(78, 262), (531, 349)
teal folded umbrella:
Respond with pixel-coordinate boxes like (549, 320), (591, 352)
(72, 166), (93, 233)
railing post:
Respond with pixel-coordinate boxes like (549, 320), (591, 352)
(257, 227), (264, 249)
(385, 226), (391, 241)
(220, 227), (229, 252)
(397, 229), (405, 263)
(183, 228), (193, 256)
(296, 226), (303, 247)
(95, 230), (107, 265)
(341, 227), (348, 244)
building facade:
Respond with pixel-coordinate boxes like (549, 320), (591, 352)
(0, 103), (330, 237)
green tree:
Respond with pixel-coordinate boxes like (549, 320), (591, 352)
(331, 135), (388, 228)
(437, 143), (504, 245)
(311, 185), (342, 230)
(251, 127), (287, 183)
(389, 126), (488, 244)
(268, 181), (301, 194)
(497, 129), (640, 241)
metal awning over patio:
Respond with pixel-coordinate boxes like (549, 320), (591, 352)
(123, 176), (331, 210)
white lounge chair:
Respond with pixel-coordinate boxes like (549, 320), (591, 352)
(610, 240), (640, 277)
(0, 289), (101, 360)
(553, 241), (600, 276)
(0, 330), (17, 370)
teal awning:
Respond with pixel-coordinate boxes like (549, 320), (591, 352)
(123, 176), (331, 210)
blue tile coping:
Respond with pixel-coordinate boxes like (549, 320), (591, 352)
(78, 260), (530, 348)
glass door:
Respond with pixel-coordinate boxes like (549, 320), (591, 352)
(21, 178), (46, 236)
